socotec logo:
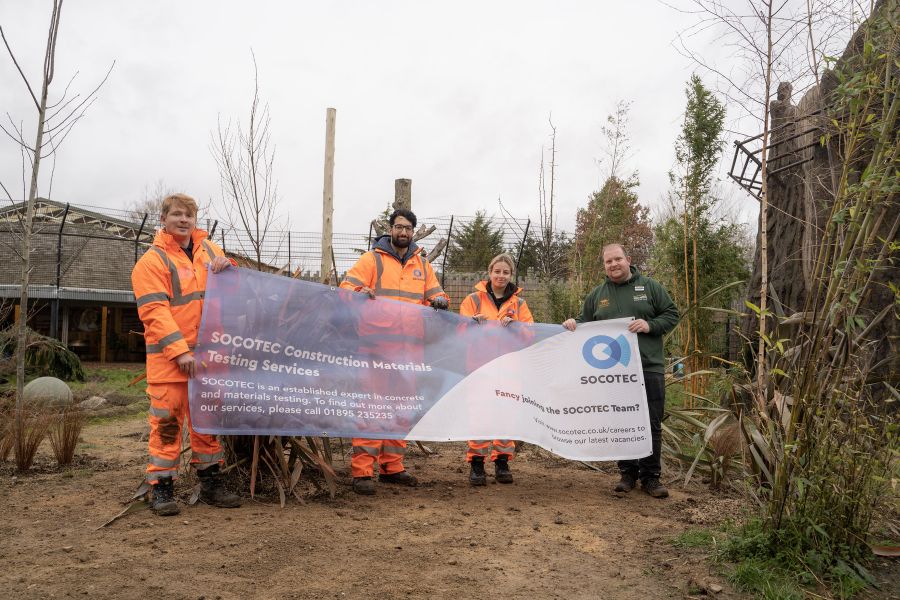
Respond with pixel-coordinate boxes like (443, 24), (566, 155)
(582, 334), (631, 369)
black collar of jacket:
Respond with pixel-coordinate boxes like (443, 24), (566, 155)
(487, 282), (517, 309)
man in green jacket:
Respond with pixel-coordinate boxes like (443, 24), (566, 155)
(563, 243), (679, 498)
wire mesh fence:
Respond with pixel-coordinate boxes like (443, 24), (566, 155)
(0, 200), (539, 290)
(0, 199), (744, 362)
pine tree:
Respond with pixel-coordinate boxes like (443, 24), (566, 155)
(446, 211), (505, 273)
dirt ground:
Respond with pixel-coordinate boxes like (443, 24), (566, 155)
(1, 416), (892, 600)
(0, 415), (746, 600)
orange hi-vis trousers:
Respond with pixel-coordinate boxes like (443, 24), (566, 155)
(351, 439), (407, 478)
(467, 440), (516, 463)
(146, 382), (223, 484)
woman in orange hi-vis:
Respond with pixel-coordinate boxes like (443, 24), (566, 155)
(458, 253), (534, 486)
(131, 194), (241, 516)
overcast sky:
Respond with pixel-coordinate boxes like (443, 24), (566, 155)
(2, 1), (781, 235)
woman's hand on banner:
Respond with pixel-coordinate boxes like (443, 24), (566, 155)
(562, 318), (577, 331)
(500, 316), (513, 326)
(361, 286), (376, 299)
(471, 314), (486, 324)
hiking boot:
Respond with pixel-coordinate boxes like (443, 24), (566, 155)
(353, 477), (376, 495)
(494, 457), (513, 484)
(614, 473), (637, 493)
(151, 477), (180, 516)
(197, 464), (241, 508)
(469, 457), (487, 486)
(641, 477), (669, 498)
(379, 470), (418, 487)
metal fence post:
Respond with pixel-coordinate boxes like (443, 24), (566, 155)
(134, 213), (148, 263)
(441, 216), (453, 288)
(515, 218), (530, 285)
(50, 203), (70, 339)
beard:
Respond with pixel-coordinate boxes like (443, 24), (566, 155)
(391, 234), (410, 248)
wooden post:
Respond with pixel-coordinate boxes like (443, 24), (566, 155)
(100, 306), (108, 363)
(321, 107), (337, 283)
(394, 179), (412, 211)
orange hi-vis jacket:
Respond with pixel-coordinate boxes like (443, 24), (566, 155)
(341, 236), (446, 305)
(458, 281), (534, 324)
(132, 228), (232, 383)
(340, 236), (448, 339)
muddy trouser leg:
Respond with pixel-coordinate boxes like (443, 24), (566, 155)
(146, 382), (184, 484)
(185, 397), (224, 472)
(617, 371), (664, 481)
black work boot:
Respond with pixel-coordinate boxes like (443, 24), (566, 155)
(379, 470), (418, 487)
(353, 476), (376, 495)
(151, 477), (180, 516)
(641, 477), (669, 498)
(197, 464), (241, 508)
(614, 473), (637, 493)
(469, 457), (487, 486)
(494, 457), (513, 484)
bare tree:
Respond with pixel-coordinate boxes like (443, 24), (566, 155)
(0, 0), (112, 456)
(536, 116), (558, 277)
(210, 51), (284, 270)
(596, 100), (636, 183)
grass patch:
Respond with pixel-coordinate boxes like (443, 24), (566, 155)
(672, 528), (717, 549)
(728, 558), (804, 600)
(671, 519), (877, 598)
(6, 365), (146, 408)
(717, 519), (874, 599)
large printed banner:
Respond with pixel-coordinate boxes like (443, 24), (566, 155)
(190, 268), (652, 461)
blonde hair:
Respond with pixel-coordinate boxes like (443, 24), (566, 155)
(160, 193), (198, 218)
(487, 252), (516, 277)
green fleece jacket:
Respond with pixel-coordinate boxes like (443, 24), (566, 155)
(576, 266), (679, 373)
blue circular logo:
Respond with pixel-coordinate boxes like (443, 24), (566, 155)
(582, 334), (631, 369)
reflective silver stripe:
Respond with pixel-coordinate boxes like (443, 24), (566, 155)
(149, 455), (180, 468)
(494, 441), (516, 454)
(353, 445), (380, 457)
(376, 288), (424, 301)
(380, 444), (406, 456)
(192, 451), (223, 464)
(344, 276), (366, 288)
(424, 286), (443, 298)
(148, 405), (171, 418)
(171, 291), (205, 306)
(469, 293), (481, 312)
(517, 298), (524, 308)
(149, 246), (182, 299)
(136, 292), (171, 307)
(469, 446), (490, 455)
(373, 252), (384, 287)
(201, 239), (217, 260)
(147, 469), (178, 481)
(146, 330), (185, 354)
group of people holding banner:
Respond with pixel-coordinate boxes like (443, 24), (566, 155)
(133, 196), (678, 516)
